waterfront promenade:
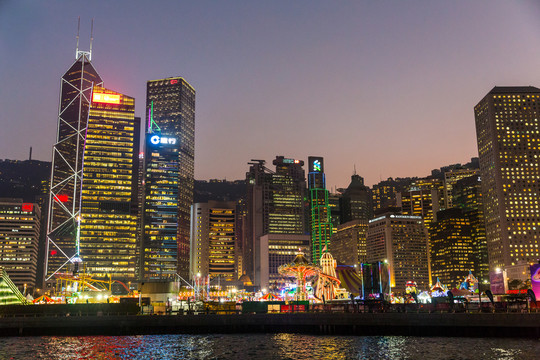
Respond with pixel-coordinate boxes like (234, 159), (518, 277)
(1, 312), (539, 338)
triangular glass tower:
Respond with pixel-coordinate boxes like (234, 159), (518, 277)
(45, 50), (103, 280)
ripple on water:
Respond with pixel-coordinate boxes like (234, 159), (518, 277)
(0, 334), (538, 359)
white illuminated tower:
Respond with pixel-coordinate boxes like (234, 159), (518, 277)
(45, 21), (103, 280)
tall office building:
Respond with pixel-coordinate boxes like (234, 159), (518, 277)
(366, 213), (430, 292)
(46, 49), (103, 280)
(78, 87), (139, 280)
(329, 219), (369, 268)
(141, 132), (179, 280)
(308, 156), (333, 263)
(372, 177), (414, 213)
(430, 208), (475, 288)
(0, 199), (40, 290)
(474, 87), (540, 271)
(397, 180), (441, 228)
(453, 175), (489, 283)
(146, 77), (195, 279)
(244, 157), (307, 286)
(190, 201), (236, 281)
(340, 174), (372, 223)
(443, 168), (479, 209)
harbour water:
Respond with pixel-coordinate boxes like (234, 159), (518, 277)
(0, 334), (539, 359)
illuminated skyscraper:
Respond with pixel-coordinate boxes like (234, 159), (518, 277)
(453, 175), (489, 283)
(474, 87), (540, 271)
(190, 201), (236, 281)
(308, 156), (333, 263)
(329, 219), (369, 268)
(46, 47), (103, 280)
(430, 208), (475, 288)
(141, 133), (179, 280)
(244, 156), (307, 286)
(366, 213), (430, 292)
(146, 77), (195, 279)
(78, 87), (139, 280)
(397, 178), (442, 228)
(443, 168), (479, 209)
(0, 199), (40, 290)
(372, 177), (413, 214)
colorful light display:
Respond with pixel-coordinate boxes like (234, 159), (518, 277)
(531, 264), (540, 299)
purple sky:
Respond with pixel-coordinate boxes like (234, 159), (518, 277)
(2, 1), (540, 188)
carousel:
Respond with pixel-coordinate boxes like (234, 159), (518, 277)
(278, 252), (321, 301)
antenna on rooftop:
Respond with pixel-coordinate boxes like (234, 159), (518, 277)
(89, 18), (94, 61)
(75, 17), (80, 59)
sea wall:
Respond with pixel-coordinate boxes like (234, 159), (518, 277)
(1, 312), (539, 338)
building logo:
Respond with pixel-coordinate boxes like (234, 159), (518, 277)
(150, 135), (177, 145)
(308, 156), (324, 173)
(92, 92), (121, 104)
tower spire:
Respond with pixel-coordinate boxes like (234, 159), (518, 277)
(89, 18), (94, 61)
(75, 17), (80, 59)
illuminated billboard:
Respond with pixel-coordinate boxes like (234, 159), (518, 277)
(308, 156), (324, 173)
(149, 135), (177, 145)
(531, 264), (540, 299)
(92, 92), (121, 104)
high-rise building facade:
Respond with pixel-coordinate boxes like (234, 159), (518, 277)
(397, 183), (441, 228)
(190, 201), (236, 281)
(141, 133), (179, 280)
(146, 77), (195, 279)
(46, 51), (103, 280)
(452, 175), (489, 283)
(443, 168), (479, 209)
(259, 233), (310, 291)
(430, 208), (475, 288)
(308, 156), (333, 263)
(0, 199), (40, 290)
(366, 213), (430, 292)
(340, 174), (373, 223)
(329, 219), (369, 268)
(474, 87), (540, 271)
(78, 87), (139, 280)
(244, 157), (307, 286)
(372, 177), (414, 214)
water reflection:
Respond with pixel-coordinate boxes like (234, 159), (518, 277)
(0, 334), (538, 359)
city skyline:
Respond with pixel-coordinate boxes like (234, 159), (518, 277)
(3, 1), (540, 189)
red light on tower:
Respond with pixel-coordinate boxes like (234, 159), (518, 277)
(170, 79), (178, 84)
(54, 194), (69, 203)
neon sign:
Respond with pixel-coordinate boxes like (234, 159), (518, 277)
(313, 160), (321, 172)
(150, 135), (177, 145)
(283, 159), (301, 164)
(22, 203), (33, 212)
(92, 92), (121, 104)
(170, 79), (179, 84)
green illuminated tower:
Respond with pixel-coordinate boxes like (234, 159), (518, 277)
(308, 156), (333, 263)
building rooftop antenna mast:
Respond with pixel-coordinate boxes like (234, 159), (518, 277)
(75, 16), (80, 59)
(89, 18), (94, 61)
